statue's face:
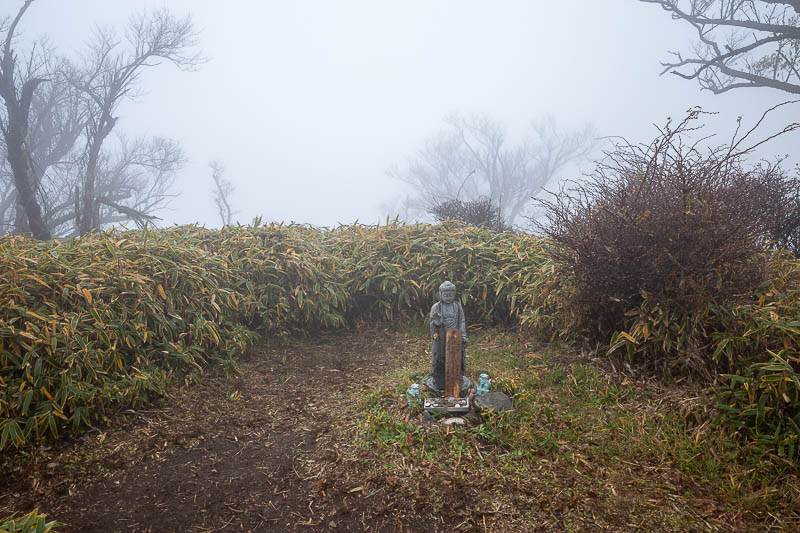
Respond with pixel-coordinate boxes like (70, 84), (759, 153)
(440, 289), (456, 304)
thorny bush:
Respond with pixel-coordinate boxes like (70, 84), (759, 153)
(534, 106), (800, 458)
(535, 106), (800, 376)
(428, 197), (511, 233)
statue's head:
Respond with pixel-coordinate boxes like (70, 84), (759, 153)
(439, 281), (456, 304)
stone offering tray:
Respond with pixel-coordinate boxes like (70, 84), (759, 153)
(424, 396), (470, 414)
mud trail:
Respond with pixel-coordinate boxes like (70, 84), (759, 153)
(1, 328), (427, 532)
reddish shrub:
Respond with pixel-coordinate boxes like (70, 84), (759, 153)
(535, 107), (800, 341)
(429, 196), (511, 232)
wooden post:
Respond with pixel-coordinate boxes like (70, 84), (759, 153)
(445, 328), (462, 398)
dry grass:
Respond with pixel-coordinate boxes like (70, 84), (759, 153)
(342, 328), (800, 531)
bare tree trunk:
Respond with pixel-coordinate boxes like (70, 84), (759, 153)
(507, 198), (527, 226)
(210, 161), (236, 226)
(0, 187), (15, 235)
(72, 8), (198, 234)
(0, 0), (51, 239)
(4, 115), (49, 239)
(80, 138), (100, 235)
(13, 195), (29, 233)
(79, 113), (114, 235)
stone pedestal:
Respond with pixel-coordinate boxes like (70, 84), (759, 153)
(424, 375), (472, 397)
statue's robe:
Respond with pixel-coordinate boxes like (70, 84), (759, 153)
(430, 300), (467, 390)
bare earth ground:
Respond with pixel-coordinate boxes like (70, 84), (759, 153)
(1, 326), (798, 532)
(1, 327), (430, 532)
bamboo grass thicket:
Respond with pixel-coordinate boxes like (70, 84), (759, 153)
(0, 222), (559, 449)
(1, 221), (798, 460)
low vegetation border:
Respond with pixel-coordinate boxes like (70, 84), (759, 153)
(1, 222), (799, 528)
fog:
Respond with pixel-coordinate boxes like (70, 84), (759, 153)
(19, 0), (799, 229)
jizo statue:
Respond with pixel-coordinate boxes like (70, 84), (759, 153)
(427, 281), (470, 396)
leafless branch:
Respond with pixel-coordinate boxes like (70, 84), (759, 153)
(210, 161), (237, 227)
(70, 8), (200, 234)
(0, 0), (51, 239)
(389, 113), (596, 225)
(642, 0), (800, 94)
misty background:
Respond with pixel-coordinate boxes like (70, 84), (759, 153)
(14, 0), (799, 229)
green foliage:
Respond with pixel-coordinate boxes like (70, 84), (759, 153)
(717, 352), (800, 460)
(328, 222), (555, 325)
(0, 221), (561, 450)
(535, 110), (800, 459)
(0, 227), (256, 449)
(0, 510), (62, 533)
(713, 253), (800, 459)
(538, 110), (797, 351)
(608, 252), (800, 459)
(3, 218), (800, 463)
(354, 333), (799, 521)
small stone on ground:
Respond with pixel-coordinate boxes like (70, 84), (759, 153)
(473, 391), (513, 413)
(422, 411), (437, 425)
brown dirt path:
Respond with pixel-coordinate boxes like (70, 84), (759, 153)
(1, 327), (428, 532)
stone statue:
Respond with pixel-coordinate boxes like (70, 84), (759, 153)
(425, 281), (471, 396)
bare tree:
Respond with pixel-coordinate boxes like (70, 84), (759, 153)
(209, 161), (236, 227)
(72, 8), (201, 235)
(19, 61), (85, 233)
(0, 65), (81, 236)
(0, 0), (50, 239)
(96, 137), (183, 228)
(428, 196), (510, 232)
(641, 0), (800, 94)
(0, 3), (198, 239)
(389, 113), (595, 225)
(0, 143), (14, 235)
(34, 135), (184, 236)
(379, 192), (417, 222)
(0, 80), (182, 237)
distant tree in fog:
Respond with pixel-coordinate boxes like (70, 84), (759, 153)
(0, 0), (200, 238)
(0, 122), (185, 236)
(0, 155), (13, 235)
(209, 161), (236, 227)
(379, 193), (416, 223)
(642, 0), (800, 94)
(71, 8), (201, 235)
(72, 136), (184, 231)
(0, 0), (53, 239)
(389, 113), (595, 226)
(428, 196), (511, 232)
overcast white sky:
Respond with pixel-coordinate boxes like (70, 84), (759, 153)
(18, 0), (799, 228)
